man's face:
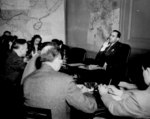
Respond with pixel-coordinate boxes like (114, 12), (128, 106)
(52, 54), (63, 71)
(19, 43), (28, 57)
(109, 32), (118, 43)
(34, 38), (41, 45)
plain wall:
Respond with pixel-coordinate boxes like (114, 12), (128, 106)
(66, 0), (90, 49)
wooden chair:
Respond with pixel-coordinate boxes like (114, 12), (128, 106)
(22, 106), (52, 119)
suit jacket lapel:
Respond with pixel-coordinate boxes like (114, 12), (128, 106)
(105, 42), (118, 55)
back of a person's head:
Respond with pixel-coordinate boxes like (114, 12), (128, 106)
(51, 39), (63, 46)
(41, 42), (53, 50)
(40, 44), (60, 63)
(3, 30), (11, 36)
(11, 39), (27, 50)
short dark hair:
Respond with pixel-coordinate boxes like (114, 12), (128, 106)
(31, 34), (42, 43)
(11, 39), (27, 49)
(51, 39), (63, 46)
(113, 30), (121, 38)
(41, 42), (53, 50)
(3, 31), (11, 36)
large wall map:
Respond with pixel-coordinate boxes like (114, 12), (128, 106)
(0, 0), (65, 42)
(87, 0), (120, 51)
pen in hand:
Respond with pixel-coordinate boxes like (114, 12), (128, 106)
(108, 79), (112, 86)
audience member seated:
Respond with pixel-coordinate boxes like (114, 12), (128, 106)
(3, 38), (27, 86)
(0, 35), (18, 76)
(22, 43), (97, 119)
(26, 34), (43, 60)
(0, 31), (12, 66)
(21, 42), (53, 84)
(0, 30), (11, 46)
(94, 30), (131, 86)
(96, 66), (150, 119)
(51, 39), (70, 63)
(21, 54), (39, 84)
(0, 38), (28, 118)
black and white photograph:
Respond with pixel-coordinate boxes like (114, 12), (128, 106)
(0, 0), (150, 119)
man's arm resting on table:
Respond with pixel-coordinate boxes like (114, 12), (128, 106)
(66, 80), (97, 113)
(101, 93), (144, 118)
(118, 81), (137, 90)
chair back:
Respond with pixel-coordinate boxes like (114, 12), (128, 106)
(121, 43), (131, 64)
(22, 106), (52, 119)
(120, 43), (131, 82)
(67, 47), (86, 63)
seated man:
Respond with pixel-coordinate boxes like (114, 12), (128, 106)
(51, 39), (70, 63)
(21, 42), (54, 84)
(1, 38), (28, 118)
(3, 38), (27, 86)
(22, 44), (97, 119)
(95, 30), (130, 86)
(97, 66), (150, 118)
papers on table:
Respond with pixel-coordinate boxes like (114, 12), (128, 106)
(78, 64), (103, 70)
(66, 63), (104, 70)
(67, 63), (85, 67)
(77, 84), (94, 93)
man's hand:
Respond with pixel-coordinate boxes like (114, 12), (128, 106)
(107, 85), (123, 97)
(98, 84), (108, 95)
(118, 81), (137, 90)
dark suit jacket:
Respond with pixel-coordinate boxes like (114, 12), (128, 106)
(95, 42), (129, 85)
(23, 64), (97, 119)
(4, 51), (26, 85)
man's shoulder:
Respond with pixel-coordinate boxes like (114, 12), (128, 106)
(54, 72), (74, 82)
(114, 41), (122, 46)
(23, 70), (74, 84)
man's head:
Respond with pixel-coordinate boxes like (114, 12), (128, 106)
(3, 30), (11, 36)
(40, 44), (63, 71)
(12, 39), (28, 57)
(51, 39), (63, 48)
(109, 30), (121, 43)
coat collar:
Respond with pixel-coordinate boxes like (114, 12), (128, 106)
(39, 63), (55, 73)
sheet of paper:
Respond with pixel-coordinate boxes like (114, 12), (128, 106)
(67, 63), (85, 67)
(78, 65), (103, 70)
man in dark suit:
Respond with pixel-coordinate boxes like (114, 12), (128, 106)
(22, 44), (97, 119)
(1, 39), (27, 118)
(4, 39), (27, 85)
(95, 30), (128, 86)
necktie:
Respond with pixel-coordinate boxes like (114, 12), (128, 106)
(105, 43), (112, 52)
